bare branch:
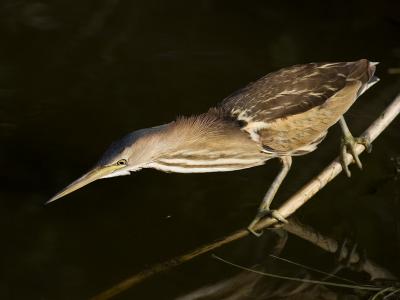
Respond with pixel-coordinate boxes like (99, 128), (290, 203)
(253, 92), (400, 233)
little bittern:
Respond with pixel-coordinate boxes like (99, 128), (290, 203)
(48, 59), (378, 236)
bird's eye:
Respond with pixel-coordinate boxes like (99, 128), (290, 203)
(116, 159), (127, 166)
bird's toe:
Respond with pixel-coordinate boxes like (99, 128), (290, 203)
(340, 135), (371, 175)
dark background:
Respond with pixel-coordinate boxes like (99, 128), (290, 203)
(1, 0), (400, 299)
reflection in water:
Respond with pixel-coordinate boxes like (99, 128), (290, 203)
(177, 219), (397, 300)
(94, 217), (398, 300)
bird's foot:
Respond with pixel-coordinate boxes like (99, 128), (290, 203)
(335, 239), (366, 272)
(247, 209), (288, 237)
(340, 134), (372, 177)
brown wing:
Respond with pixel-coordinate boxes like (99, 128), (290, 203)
(219, 59), (377, 155)
(220, 59), (376, 124)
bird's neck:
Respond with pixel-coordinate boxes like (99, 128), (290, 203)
(145, 112), (267, 173)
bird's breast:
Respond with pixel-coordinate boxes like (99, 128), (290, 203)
(146, 152), (269, 173)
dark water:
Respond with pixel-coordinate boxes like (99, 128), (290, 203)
(1, 1), (400, 299)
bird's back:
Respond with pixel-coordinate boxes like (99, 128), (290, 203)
(219, 59), (378, 156)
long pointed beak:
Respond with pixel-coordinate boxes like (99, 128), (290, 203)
(46, 165), (122, 204)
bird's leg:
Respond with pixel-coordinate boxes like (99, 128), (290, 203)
(248, 156), (292, 237)
(339, 116), (372, 177)
(333, 238), (367, 273)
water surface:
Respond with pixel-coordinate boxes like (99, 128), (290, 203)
(1, 0), (400, 299)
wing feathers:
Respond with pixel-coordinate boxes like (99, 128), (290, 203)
(219, 59), (378, 154)
(221, 59), (376, 124)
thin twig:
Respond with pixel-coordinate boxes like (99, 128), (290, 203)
(91, 93), (400, 300)
(268, 254), (359, 284)
(211, 254), (383, 291)
(383, 288), (400, 299)
(370, 287), (397, 300)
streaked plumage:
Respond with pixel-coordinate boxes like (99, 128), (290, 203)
(48, 59), (378, 235)
(220, 60), (377, 156)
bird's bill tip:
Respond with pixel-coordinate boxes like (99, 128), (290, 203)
(46, 165), (123, 204)
(46, 194), (64, 205)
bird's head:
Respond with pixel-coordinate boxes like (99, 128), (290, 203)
(47, 125), (168, 204)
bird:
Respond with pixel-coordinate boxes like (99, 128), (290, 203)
(47, 59), (378, 236)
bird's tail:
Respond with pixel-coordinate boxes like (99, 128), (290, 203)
(357, 61), (380, 97)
